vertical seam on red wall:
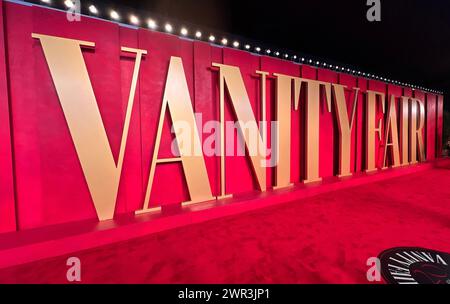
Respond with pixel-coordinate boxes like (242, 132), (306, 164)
(136, 29), (144, 202)
(0, 0), (17, 232)
(138, 29), (144, 199)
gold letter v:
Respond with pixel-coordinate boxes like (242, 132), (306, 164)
(33, 33), (146, 221)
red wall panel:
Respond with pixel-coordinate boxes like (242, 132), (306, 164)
(339, 74), (358, 173)
(115, 26), (144, 214)
(367, 80), (387, 170)
(425, 93), (437, 160)
(7, 4), (148, 229)
(317, 68), (337, 178)
(139, 30), (190, 207)
(436, 95), (444, 156)
(260, 57), (301, 186)
(402, 88), (413, 164)
(7, 3), (45, 230)
(194, 41), (221, 196)
(0, 0), (16, 233)
(0, 2), (445, 233)
(222, 48), (261, 195)
(386, 84), (403, 167)
(412, 90), (426, 161)
(300, 65), (317, 179)
(355, 78), (367, 172)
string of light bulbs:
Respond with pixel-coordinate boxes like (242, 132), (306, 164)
(36, 0), (443, 94)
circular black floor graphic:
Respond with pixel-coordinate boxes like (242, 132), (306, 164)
(379, 247), (450, 284)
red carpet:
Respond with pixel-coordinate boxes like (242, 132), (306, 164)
(0, 162), (449, 284)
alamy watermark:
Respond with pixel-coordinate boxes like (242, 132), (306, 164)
(66, 0), (81, 22)
(366, 257), (381, 282)
(170, 114), (279, 168)
(66, 257), (81, 282)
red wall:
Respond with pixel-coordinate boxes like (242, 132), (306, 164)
(437, 95), (444, 156)
(0, 2), (445, 232)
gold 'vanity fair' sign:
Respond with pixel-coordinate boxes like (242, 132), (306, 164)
(32, 34), (427, 222)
